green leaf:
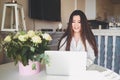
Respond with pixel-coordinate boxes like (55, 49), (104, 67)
(32, 63), (36, 70)
(30, 46), (35, 52)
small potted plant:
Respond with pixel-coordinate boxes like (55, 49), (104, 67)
(2, 30), (52, 75)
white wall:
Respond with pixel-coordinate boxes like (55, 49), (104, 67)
(85, 0), (96, 20)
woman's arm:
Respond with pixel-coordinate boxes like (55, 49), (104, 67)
(86, 40), (96, 67)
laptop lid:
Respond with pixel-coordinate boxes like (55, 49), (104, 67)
(45, 51), (87, 76)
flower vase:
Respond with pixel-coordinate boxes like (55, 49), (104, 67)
(18, 60), (40, 75)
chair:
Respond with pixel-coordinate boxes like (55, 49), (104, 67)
(92, 29), (120, 74)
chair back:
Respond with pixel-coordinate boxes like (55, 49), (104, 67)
(92, 29), (120, 74)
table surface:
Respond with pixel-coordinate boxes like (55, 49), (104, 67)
(0, 62), (120, 80)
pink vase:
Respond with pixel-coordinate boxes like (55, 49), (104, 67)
(18, 60), (40, 75)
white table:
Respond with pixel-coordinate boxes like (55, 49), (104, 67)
(0, 62), (120, 80)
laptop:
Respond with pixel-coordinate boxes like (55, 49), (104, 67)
(45, 51), (87, 76)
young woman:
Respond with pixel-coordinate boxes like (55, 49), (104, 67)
(58, 10), (98, 67)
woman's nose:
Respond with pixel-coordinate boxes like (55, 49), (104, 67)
(75, 23), (79, 26)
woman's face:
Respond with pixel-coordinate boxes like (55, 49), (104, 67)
(72, 15), (81, 33)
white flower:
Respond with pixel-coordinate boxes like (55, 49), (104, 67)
(31, 35), (42, 44)
(13, 32), (21, 39)
(4, 36), (11, 42)
(18, 35), (28, 42)
(27, 30), (35, 38)
(42, 33), (52, 41)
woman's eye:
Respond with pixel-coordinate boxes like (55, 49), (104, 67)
(72, 20), (80, 23)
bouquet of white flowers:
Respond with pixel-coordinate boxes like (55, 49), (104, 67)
(3, 30), (52, 66)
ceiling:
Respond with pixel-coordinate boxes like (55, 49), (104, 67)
(111, 0), (120, 4)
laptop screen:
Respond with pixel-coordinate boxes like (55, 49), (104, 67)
(45, 51), (87, 76)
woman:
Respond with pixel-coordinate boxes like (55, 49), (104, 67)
(58, 10), (98, 67)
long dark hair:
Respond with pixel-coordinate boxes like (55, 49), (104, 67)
(58, 10), (98, 56)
